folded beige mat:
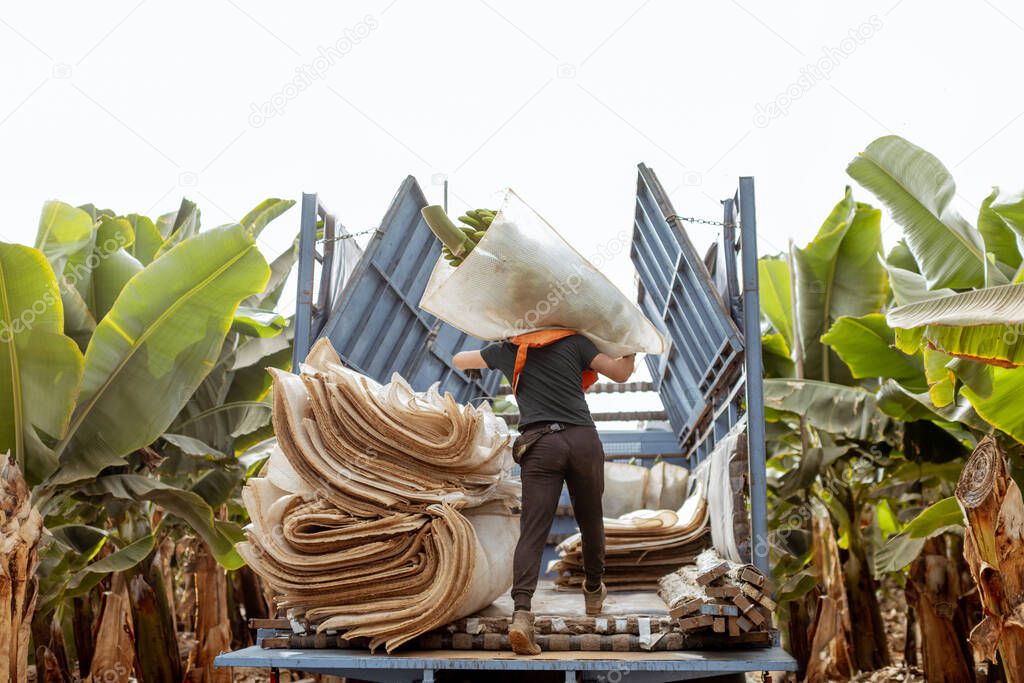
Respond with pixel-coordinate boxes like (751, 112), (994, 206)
(239, 339), (520, 652)
(549, 482), (710, 590)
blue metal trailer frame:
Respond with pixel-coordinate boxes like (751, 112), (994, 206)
(216, 169), (795, 680)
(218, 629), (795, 681)
(631, 165), (768, 575)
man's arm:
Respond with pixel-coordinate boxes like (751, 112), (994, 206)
(453, 350), (488, 370)
(589, 353), (636, 383)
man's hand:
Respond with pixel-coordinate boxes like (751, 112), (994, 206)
(453, 350), (487, 371)
(590, 353), (636, 383)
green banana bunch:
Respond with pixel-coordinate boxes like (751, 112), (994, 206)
(440, 208), (496, 266)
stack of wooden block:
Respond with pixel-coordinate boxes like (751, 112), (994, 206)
(657, 549), (775, 646)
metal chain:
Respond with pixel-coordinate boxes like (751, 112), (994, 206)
(666, 214), (735, 228)
(317, 226), (381, 243)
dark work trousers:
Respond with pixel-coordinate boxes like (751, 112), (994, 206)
(511, 422), (606, 612)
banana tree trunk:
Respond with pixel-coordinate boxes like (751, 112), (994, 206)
(906, 537), (974, 681)
(843, 545), (889, 671)
(229, 564), (268, 649)
(805, 515), (855, 682)
(189, 541), (231, 683)
(72, 593), (97, 677)
(839, 491), (889, 672)
(955, 436), (1024, 680)
(31, 612), (71, 683)
(785, 591), (812, 679)
(89, 572), (136, 683)
(129, 568), (182, 683)
(0, 460), (43, 683)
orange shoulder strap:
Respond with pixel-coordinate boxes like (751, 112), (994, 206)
(507, 329), (599, 395)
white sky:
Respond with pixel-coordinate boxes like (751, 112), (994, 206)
(3, 0), (1023, 312)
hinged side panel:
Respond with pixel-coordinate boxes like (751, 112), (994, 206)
(301, 177), (501, 403)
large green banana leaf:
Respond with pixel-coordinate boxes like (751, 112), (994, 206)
(246, 232), (300, 309)
(153, 198), (201, 260)
(33, 201), (98, 345)
(762, 332), (794, 378)
(79, 474), (244, 568)
(961, 366), (1024, 443)
(0, 244), (84, 483)
(922, 347), (955, 407)
(763, 378), (890, 441)
(794, 189), (886, 383)
(990, 188), (1024, 246)
(125, 214), (165, 265)
(874, 496), (963, 574)
(820, 313), (923, 388)
(34, 200), (94, 274)
(886, 240), (919, 273)
(758, 257), (793, 349)
(875, 379), (988, 431)
(886, 283), (1024, 367)
(43, 223), (269, 490)
(89, 217), (143, 319)
(847, 135), (984, 289)
(978, 188), (1022, 285)
(232, 306), (287, 337)
(884, 261), (956, 307)
(946, 357), (993, 398)
(240, 198), (295, 238)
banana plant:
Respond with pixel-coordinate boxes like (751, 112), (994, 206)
(2, 195), (296, 680)
(848, 135), (1024, 443)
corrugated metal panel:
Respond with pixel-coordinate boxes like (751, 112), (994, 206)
(315, 177), (501, 402)
(631, 164), (745, 460)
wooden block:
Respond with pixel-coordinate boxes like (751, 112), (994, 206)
(735, 615), (754, 632)
(260, 636), (290, 649)
(744, 606), (767, 627)
(734, 594), (754, 612)
(483, 633), (503, 650)
(678, 614), (714, 631)
(699, 602), (739, 617)
(662, 633), (684, 650)
(669, 597), (704, 619)
(579, 634), (602, 651)
(249, 618), (290, 629)
(452, 633), (473, 649)
(547, 634), (571, 651)
(712, 617), (725, 634)
(696, 562), (730, 586)
(758, 594), (778, 611)
(740, 582), (763, 599)
(740, 566), (766, 587)
(728, 617), (740, 637)
(419, 633), (445, 649)
(611, 634), (632, 652)
(705, 585), (741, 599)
(739, 630), (773, 645)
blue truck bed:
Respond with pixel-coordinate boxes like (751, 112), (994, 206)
(216, 641), (796, 681)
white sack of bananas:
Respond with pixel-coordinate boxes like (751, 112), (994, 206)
(418, 190), (666, 357)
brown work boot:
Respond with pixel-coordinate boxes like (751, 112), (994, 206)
(584, 581), (607, 616)
(508, 610), (542, 655)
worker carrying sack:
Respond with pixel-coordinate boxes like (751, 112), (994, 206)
(507, 328), (599, 464)
(508, 328), (598, 395)
(419, 189), (666, 357)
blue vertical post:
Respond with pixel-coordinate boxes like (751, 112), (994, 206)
(739, 176), (769, 575)
(293, 192), (319, 373)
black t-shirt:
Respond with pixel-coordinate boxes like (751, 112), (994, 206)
(481, 334), (600, 428)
